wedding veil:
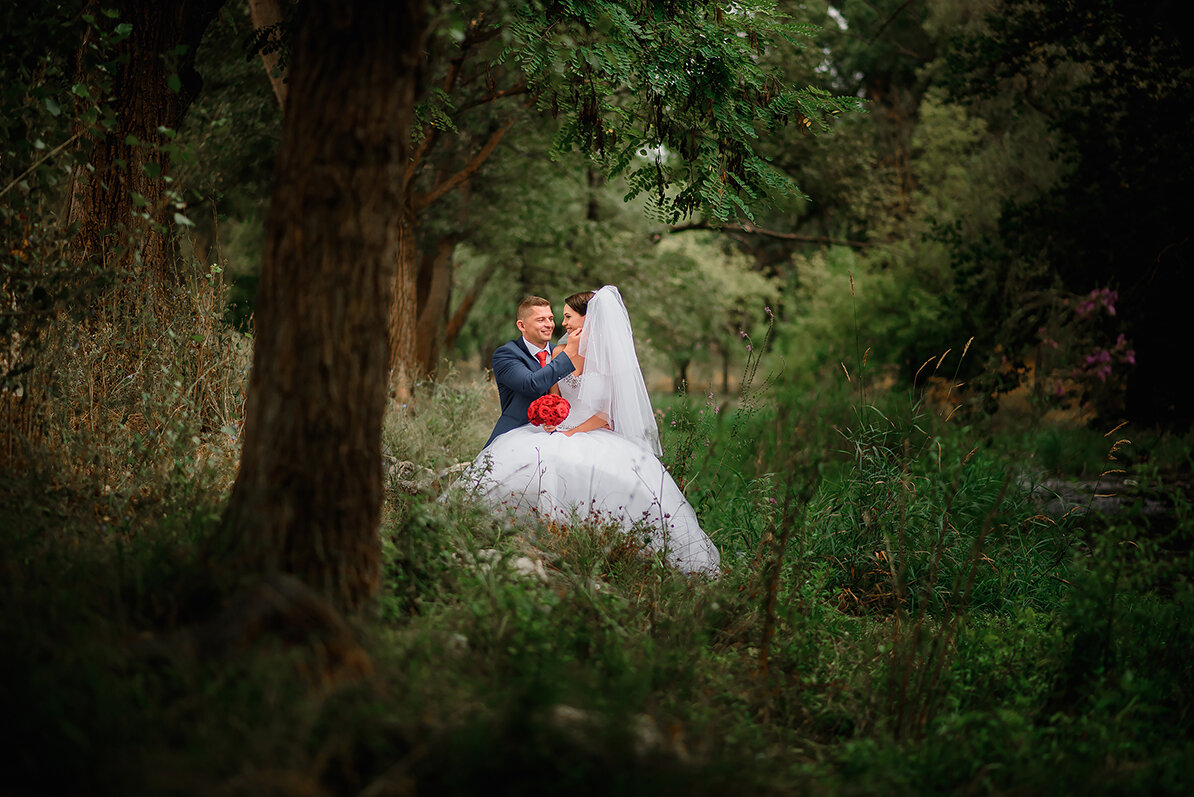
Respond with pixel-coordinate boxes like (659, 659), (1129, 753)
(576, 286), (662, 456)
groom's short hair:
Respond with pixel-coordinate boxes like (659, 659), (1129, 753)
(517, 296), (551, 320)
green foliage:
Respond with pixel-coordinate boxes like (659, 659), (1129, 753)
(1, 257), (248, 553)
(633, 234), (776, 379)
(382, 365), (496, 473)
(502, 0), (862, 222)
(4, 0), (1194, 792)
(1, 6), (116, 380)
(781, 246), (952, 384)
(173, 2), (281, 321)
(787, 389), (1073, 619)
(4, 359), (1194, 792)
(1015, 424), (1118, 477)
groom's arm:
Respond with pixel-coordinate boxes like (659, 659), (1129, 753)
(492, 347), (575, 398)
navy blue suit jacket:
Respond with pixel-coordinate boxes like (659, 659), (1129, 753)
(486, 338), (575, 447)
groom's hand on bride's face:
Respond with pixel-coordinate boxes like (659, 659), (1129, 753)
(564, 327), (581, 357)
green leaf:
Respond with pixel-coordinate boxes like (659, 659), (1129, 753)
(125, 134), (141, 147)
(142, 161), (161, 179)
(173, 212), (195, 227)
(167, 74), (181, 93)
(72, 83), (91, 99)
(114, 22), (133, 37)
(44, 98), (61, 117)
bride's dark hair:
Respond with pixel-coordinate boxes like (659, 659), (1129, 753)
(565, 290), (595, 316)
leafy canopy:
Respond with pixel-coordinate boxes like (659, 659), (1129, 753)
(498, 0), (862, 223)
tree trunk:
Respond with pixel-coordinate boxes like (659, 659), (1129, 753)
(388, 205), (419, 397)
(223, 0), (426, 612)
(443, 257), (499, 353)
(674, 359), (690, 394)
(414, 232), (460, 376)
(587, 166), (602, 221)
(721, 345), (730, 394)
(480, 340), (497, 375)
(67, 0), (221, 293)
(390, 115), (518, 388)
(247, 0), (288, 109)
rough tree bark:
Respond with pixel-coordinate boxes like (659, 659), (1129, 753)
(389, 206), (420, 396)
(66, 0), (222, 291)
(223, 0), (426, 611)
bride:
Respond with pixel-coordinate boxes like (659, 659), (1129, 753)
(468, 286), (720, 574)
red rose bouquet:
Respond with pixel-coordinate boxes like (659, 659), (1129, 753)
(528, 394), (570, 427)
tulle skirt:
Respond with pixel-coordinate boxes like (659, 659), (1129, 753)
(466, 424), (720, 574)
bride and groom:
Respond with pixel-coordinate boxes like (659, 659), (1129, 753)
(469, 286), (720, 574)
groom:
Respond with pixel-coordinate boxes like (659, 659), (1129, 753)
(486, 296), (580, 446)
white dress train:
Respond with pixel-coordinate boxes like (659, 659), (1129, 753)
(468, 371), (720, 574)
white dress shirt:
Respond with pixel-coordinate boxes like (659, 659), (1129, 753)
(523, 338), (551, 365)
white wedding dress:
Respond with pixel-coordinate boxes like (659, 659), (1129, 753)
(466, 288), (720, 575)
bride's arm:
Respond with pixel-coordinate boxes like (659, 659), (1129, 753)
(561, 413), (610, 436)
(546, 346), (571, 400)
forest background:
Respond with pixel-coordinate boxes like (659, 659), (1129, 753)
(2, 0), (1192, 794)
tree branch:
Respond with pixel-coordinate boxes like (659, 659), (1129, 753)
(460, 23), (502, 49)
(0, 132), (81, 200)
(458, 83), (529, 112)
(666, 221), (881, 248)
(405, 56), (465, 197)
(412, 116), (517, 213)
(444, 257), (500, 350)
(867, 0), (920, 45)
(405, 23), (499, 194)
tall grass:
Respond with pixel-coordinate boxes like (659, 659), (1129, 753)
(3, 275), (1192, 793)
(1, 254), (249, 540)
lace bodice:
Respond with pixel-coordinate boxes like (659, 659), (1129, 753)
(558, 371), (583, 402)
(557, 372), (592, 430)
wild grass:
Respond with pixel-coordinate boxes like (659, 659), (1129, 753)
(3, 287), (1193, 793)
(381, 363), (496, 474)
(2, 258), (249, 542)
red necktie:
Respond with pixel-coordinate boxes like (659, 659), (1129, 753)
(536, 350), (548, 368)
